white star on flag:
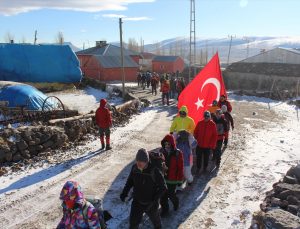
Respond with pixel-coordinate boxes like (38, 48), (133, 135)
(195, 98), (204, 110)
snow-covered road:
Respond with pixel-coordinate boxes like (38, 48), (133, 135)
(0, 95), (299, 229)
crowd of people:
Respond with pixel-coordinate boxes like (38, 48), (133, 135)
(57, 82), (234, 228)
(137, 71), (186, 106)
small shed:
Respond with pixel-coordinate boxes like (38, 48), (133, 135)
(152, 55), (184, 74)
(76, 41), (139, 82)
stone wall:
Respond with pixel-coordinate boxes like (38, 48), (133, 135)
(0, 126), (68, 163)
(0, 98), (143, 165)
(252, 164), (300, 228)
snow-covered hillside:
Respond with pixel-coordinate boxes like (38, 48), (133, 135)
(143, 36), (300, 64)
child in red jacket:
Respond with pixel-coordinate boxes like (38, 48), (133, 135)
(160, 134), (184, 217)
(95, 99), (112, 150)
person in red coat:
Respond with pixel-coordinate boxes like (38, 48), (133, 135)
(95, 99), (112, 150)
(160, 134), (184, 216)
(218, 94), (232, 113)
(161, 79), (170, 106)
(193, 111), (217, 174)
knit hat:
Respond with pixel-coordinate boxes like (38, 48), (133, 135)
(136, 148), (149, 163)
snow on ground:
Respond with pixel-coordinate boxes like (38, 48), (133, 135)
(107, 81), (138, 88)
(179, 95), (300, 229)
(46, 86), (123, 114)
(0, 104), (160, 228)
(0, 93), (299, 229)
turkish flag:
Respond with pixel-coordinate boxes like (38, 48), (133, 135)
(178, 53), (227, 124)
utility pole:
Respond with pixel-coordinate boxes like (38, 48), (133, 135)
(34, 30), (37, 45)
(227, 35), (236, 66)
(119, 18), (126, 99)
(243, 36), (250, 58)
(189, 0), (196, 82)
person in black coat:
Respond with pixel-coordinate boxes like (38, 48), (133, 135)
(221, 105), (234, 147)
(120, 148), (167, 229)
(212, 109), (229, 168)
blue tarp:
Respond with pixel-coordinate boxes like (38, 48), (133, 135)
(0, 84), (54, 110)
(0, 44), (82, 83)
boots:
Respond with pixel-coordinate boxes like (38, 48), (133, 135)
(101, 143), (105, 150)
(105, 144), (112, 151)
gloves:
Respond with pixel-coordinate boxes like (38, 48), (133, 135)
(120, 193), (126, 202)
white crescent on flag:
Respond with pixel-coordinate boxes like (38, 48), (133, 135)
(201, 78), (221, 101)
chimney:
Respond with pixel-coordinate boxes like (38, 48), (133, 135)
(96, 41), (107, 47)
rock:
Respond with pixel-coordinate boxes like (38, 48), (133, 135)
(271, 197), (288, 208)
(21, 130), (32, 142)
(283, 176), (299, 184)
(17, 140), (28, 151)
(9, 145), (17, 154)
(0, 167), (8, 176)
(280, 140), (284, 143)
(28, 141), (36, 146)
(42, 140), (54, 149)
(36, 145), (43, 151)
(13, 153), (22, 162)
(286, 164), (300, 181)
(5, 152), (13, 162)
(260, 209), (300, 229)
(274, 183), (300, 199)
(20, 150), (31, 159)
(278, 190), (294, 200)
(286, 195), (299, 205)
(40, 134), (51, 144)
(287, 205), (299, 215)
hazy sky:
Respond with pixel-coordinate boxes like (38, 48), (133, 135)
(0, 0), (299, 48)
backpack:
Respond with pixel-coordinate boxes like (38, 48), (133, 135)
(83, 198), (112, 229)
(149, 150), (168, 182)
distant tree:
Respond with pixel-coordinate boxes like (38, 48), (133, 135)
(20, 36), (27, 44)
(4, 32), (14, 43)
(127, 38), (139, 52)
(140, 37), (144, 53)
(154, 41), (161, 55)
(56, 31), (64, 45)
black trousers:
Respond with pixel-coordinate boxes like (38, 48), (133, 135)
(196, 146), (210, 170)
(214, 140), (223, 167)
(160, 183), (178, 213)
(129, 200), (161, 229)
(152, 85), (157, 95)
(162, 92), (169, 105)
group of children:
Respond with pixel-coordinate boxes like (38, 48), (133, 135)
(57, 92), (234, 229)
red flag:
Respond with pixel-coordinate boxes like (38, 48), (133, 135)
(178, 53), (227, 124)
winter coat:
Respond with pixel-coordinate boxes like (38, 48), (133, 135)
(194, 119), (217, 149)
(223, 112), (234, 130)
(213, 115), (229, 140)
(175, 131), (197, 167)
(151, 76), (158, 86)
(121, 163), (167, 205)
(170, 106), (196, 134)
(57, 181), (101, 229)
(95, 99), (112, 129)
(161, 81), (170, 93)
(218, 100), (232, 113)
(160, 134), (184, 185)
